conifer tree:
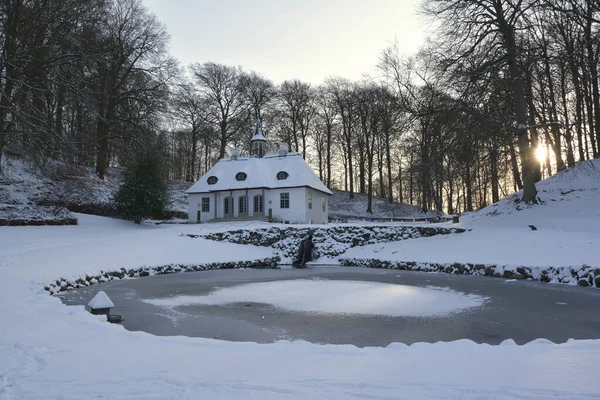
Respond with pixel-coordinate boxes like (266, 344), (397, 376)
(114, 144), (168, 224)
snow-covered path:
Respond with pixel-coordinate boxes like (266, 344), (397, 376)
(1, 214), (599, 399)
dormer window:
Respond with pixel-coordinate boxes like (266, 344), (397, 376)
(277, 171), (289, 180)
(207, 176), (218, 185)
(236, 172), (247, 181)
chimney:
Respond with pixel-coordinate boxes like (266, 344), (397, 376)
(278, 143), (288, 157)
(231, 148), (239, 160)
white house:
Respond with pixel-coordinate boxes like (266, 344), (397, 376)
(186, 120), (332, 224)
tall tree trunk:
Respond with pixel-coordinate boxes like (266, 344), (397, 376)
(541, 40), (566, 170)
(581, 70), (598, 157)
(585, 6), (600, 156)
(190, 126), (198, 181)
(508, 140), (523, 189)
(95, 104), (113, 180)
(398, 160), (403, 203)
(326, 123), (332, 188)
(385, 133), (393, 202)
(465, 164), (473, 212)
(560, 67), (576, 167)
(525, 70), (542, 182)
(496, 5), (536, 202)
(490, 145), (499, 203)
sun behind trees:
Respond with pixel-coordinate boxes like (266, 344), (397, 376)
(1, 0), (598, 214)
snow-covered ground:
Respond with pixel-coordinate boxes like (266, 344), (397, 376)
(1, 160), (600, 399)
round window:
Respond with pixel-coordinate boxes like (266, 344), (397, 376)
(236, 172), (247, 181)
(277, 171), (289, 180)
(207, 176), (218, 184)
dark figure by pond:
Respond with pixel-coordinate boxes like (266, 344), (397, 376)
(294, 234), (314, 267)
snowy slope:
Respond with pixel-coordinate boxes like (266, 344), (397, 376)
(462, 158), (600, 232)
(342, 159), (600, 272)
(0, 153), (188, 224)
(329, 189), (444, 220)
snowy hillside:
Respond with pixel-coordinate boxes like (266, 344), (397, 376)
(329, 189), (444, 220)
(0, 153), (188, 224)
(462, 158), (600, 232)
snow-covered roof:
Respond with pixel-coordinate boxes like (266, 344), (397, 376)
(88, 291), (114, 309)
(250, 119), (267, 142)
(186, 153), (333, 195)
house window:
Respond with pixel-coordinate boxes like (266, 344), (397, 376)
(308, 192), (312, 209)
(201, 197), (210, 212)
(236, 172), (247, 181)
(322, 197), (326, 212)
(207, 176), (218, 185)
(238, 195), (247, 214)
(254, 195), (263, 213)
(280, 192), (290, 209)
(277, 171), (289, 180)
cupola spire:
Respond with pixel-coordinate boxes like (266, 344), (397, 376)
(250, 118), (267, 158)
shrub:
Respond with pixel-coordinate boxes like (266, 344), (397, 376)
(114, 144), (168, 224)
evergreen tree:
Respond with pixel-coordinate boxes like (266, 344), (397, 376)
(114, 145), (168, 224)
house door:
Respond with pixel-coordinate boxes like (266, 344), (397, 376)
(253, 194), (264, 216)
(238, 195), (248, 217)
(223, 196), (233, 218)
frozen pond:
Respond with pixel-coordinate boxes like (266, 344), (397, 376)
(59, 267), (600, 347)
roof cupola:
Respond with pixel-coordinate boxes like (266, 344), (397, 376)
(250, 118), (267, 158)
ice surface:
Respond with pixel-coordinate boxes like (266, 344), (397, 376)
(145, 279), (487, 317)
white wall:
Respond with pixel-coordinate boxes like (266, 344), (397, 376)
(265, 187), (307, 223)
(188, 187), (328, 224)
(305, 188), (329, 224)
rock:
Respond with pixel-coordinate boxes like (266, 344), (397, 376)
(577, 278), (590, 287)
(512, 273), (525, 279)
(594, 275), (600, 288)
(502, 270), (514, 279)
(493, 272), (502, 278)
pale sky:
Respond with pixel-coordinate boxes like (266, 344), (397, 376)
(142, 0), (426, 84)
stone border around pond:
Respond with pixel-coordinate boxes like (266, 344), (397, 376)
(339, 257), (600, 288)
(45, 256), (281, 294)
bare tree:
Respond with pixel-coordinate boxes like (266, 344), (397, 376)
(191, 62), (248, 158)
(423, 0), (539, 203)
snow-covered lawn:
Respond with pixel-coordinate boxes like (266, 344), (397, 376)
(1, 160), (600, 399)
(1, 213), (599, 399)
